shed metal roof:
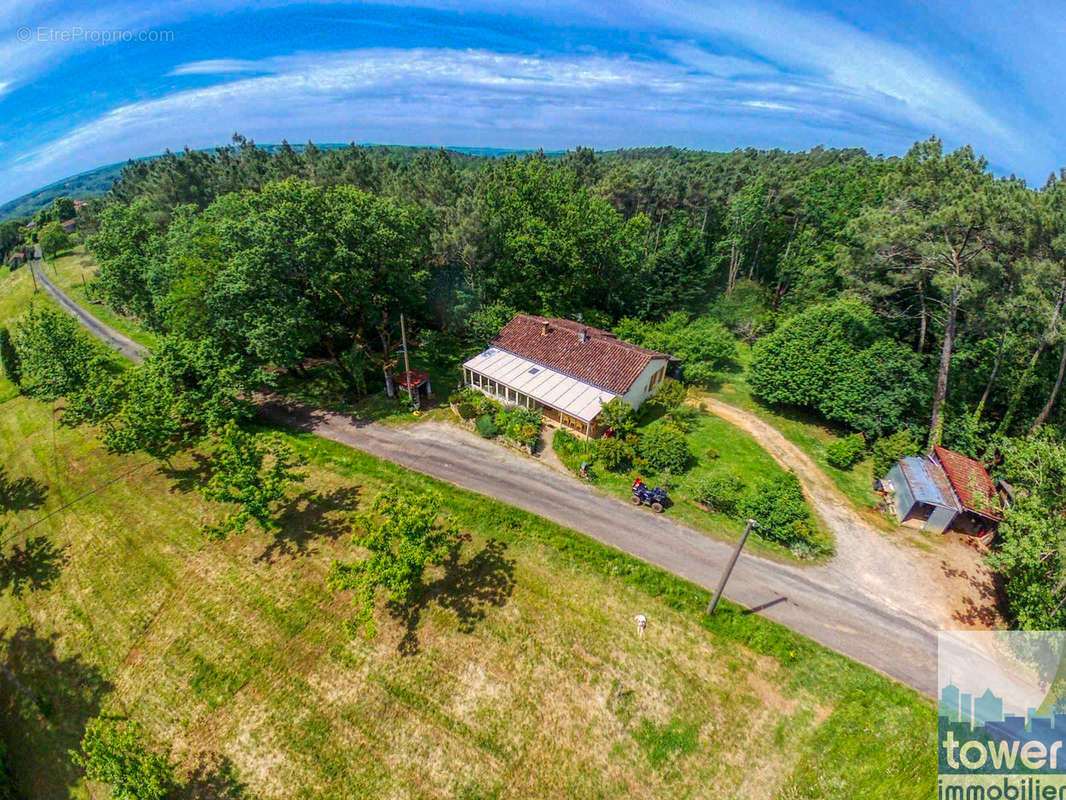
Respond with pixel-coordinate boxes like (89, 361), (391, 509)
(898, 456), (960, 510)
(464, 347), (617, 423)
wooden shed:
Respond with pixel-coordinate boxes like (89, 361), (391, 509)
(882, 446), (1001, 536)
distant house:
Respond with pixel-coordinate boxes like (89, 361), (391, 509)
(883, 445), (1002, 536)
(463, 314), (672, 437)
(60, 218), (76, 233)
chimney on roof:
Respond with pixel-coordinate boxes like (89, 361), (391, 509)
(579, 326), (589, 343)
(541, 321), (550, 336)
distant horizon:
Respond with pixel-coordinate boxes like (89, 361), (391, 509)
(0, 137), (878, 211)
(1, 2), (1063, 208)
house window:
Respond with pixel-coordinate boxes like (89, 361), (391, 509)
(647, 364), (666, 393)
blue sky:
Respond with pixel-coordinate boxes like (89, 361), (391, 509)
(0, 0), (1062, 204)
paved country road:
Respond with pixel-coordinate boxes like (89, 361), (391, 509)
(32, 251), (148, 364)
(33, 266), (940, 696)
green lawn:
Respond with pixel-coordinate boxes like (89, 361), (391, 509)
(705, 343), (892, 529)
(0, 257), (934, 799)
(0, 388), (934, 799)
(0, 263), (36, 329)
(552, 402), (832, 561)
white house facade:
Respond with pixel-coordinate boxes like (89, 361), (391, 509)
(462, 314), (672, 437)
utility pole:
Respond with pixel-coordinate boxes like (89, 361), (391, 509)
(706, 518), (757, 615)
(399, 311), (415, 407)
(29, 263), (38, 293)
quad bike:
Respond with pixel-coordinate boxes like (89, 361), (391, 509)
(631, 477), (668, 513)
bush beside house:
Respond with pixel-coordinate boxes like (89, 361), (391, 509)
(450, 387), (543, 453)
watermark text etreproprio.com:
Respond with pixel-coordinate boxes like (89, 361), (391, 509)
(16, 26), (175, 44)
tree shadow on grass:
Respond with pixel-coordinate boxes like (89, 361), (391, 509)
(387, 535), (517, 656)
(0, 467), (48, 513)
(0, 624), (113, 797)
(0, 536), (68, 596)
(159, 451), (214, 494)
(256, 485), (363, 563)
(178, 751), (254, 800)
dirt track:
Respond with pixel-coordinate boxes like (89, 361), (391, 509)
(702, 398), (954, 626)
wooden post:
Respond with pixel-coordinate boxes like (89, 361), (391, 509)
(29, 263), (38, 293)
(399, 312), (415, 407)
(706, 519), (757, 615)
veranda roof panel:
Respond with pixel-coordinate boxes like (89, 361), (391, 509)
(464, 347), (617, 423)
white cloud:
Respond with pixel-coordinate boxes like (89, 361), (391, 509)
(0, 0), (1046, 198)
(664, 42), (774, 78)
(169, 58), (268, 76)
(3, 42), (956, 202)
(742, 100), (794, 112)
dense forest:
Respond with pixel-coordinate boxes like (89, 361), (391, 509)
(10, 134), (1066, 629)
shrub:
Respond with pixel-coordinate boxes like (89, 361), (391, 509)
(648, 377), (686, 409)
(495, 405), (542, 448)
(739, 473), (822, 551)
(748, 300), (926, 438)
(13, 305), (103, 400)
(638, 422), (692, 473)
(663, 404), (698, 433)
(872, 429), (920, 476)
(475, 414), (498, 438)
(0, 326), (20, 387)
(553, 428), (585, 471)
(826, 433), (866, 470)
(688, 471), (745, 515)
(554, 428), (580, 455)
(451, 387), (501, 417)
(596, 435), (635, 472)
(456, 401), (478, 420)
(71, 717), (176, 800)
(598, 396), (636, 434)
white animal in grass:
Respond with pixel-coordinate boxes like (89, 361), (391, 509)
(634, 614), (647, 637)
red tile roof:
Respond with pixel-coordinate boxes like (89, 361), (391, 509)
(492, 314), (669, 395)
(932, 445), (1001, 520)
(395, 369), (430, 388)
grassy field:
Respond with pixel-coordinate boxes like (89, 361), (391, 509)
(0, 259), (936, 798)
(0, 264), (37, 329)
(0, 387), (934, 799)
(552, 403), (832, 561)
(704, 343), (892, 530)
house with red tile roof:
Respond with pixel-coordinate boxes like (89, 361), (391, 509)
(463, 314), (673, 437)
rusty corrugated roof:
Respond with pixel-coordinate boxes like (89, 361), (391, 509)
(932, 445), (1001, 520)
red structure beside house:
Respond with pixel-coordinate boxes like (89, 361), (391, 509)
(931, 445), (1002, 531)
(883, 445), (1003, 537)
